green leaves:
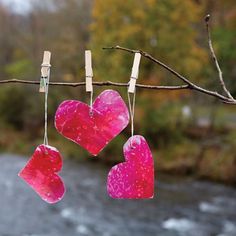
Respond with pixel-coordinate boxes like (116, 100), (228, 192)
(5, 59), (34, 78)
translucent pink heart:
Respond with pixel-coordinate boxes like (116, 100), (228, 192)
(18, 144), (65, 204)
(55, 90), (129, 156)
(107, 135), (154, 199)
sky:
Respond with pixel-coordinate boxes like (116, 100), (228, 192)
(0, 0), (31, 13)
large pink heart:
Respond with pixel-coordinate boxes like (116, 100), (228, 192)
(107, 135), (154, 199)
(18, 144), (65, 204)
(55, 90), (129, 156)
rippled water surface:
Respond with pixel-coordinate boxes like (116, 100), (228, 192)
(0, 154), (235, 236)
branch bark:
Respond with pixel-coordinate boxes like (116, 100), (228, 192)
(0, 79), (189, 90)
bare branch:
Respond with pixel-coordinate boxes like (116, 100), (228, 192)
(205, 14), (234, 100)
(0, 79), (189, 90)
(103, 46), (235, 104)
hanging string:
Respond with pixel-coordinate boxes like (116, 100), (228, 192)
(43, 70), (50, 146)
(89, 90), (93, 108)
(127, 89), (136, 138)
(89, 90), (93, 116)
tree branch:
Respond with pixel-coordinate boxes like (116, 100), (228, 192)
(103, 45), (234, 103)
(0, 79), (189, 90)
(102, 15), (236, 105)
(205, 14), (234, 100)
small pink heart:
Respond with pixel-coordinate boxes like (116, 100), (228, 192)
(18, 144), (65, 204)
(55, 90), (129, 156)
(107, 135), (154, 199)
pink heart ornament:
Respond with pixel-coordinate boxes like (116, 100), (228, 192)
(18, 144), (65, 204)
(107, 135), (154, 199)
(55, 90), (129, 156)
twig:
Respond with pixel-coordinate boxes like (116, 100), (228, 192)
(205, 14), (234, 100)
(0, 79), (189, 90)
(103, 46), (234, 103)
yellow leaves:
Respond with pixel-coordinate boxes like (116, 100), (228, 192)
(119, 24), (142, 41)
(133, 8), (146, 20)
(190, 46), (208, 71)
(90, 0), (210, 102)
(63, 74), (75, 82)
(168, 0), (202, 28)
(145, 0), (156, 7)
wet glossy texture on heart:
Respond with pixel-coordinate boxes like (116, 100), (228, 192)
(18, 144), (65, 204)
(55, 90), (129, 156)
(107, 135), (154, 199)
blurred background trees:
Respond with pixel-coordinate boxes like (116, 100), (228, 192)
(0, 0), (236, 183)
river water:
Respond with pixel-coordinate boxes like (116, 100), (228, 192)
(0, 154), (235, 236)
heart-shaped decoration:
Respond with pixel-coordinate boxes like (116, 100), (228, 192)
(107, 135), (154, 199)
(55, 90), (129, 156)
(18, 144), (65, 204)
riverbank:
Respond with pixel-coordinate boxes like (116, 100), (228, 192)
(0, 126), (236, 186)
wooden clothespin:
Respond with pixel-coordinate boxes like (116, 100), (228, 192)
(39, 51), (51, 93)
(128, 53), (141, 93)
(85, 50), (93, 93)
